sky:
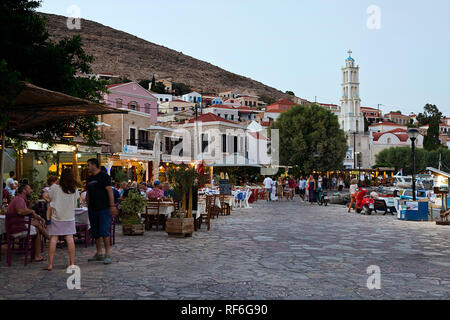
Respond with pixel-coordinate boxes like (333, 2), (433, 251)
(39, 0), (450, 115)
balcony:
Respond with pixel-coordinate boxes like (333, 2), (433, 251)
(126, 139), (154, 151)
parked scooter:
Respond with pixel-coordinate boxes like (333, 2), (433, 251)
(355, 188), (375, 215)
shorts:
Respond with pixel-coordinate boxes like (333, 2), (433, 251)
(88, 208), (111, 239)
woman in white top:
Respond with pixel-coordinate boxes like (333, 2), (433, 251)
(44, 168), (79, 271)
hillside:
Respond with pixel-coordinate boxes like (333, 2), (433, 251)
(39, 12), (295, 101)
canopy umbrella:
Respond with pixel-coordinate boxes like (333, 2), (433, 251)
(0, 82), (128, 202)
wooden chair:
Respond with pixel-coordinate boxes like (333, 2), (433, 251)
(5, 215), (36, 267)
(219, 194), (231, 216)
(198, 196), (212, 231)
(210, 195), (220, 219)
(146, 198), (166, 231)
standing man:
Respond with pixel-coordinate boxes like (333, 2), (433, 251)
(86, 158), (118, 264)
(263, 176), (273, 202)
(299, 176), (307, 201)
(287, 176), (296, 201)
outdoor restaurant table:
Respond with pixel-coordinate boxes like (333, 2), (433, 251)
(145, 201), (175, 217)
(75, 207), (90, 229)
(196, 195), (227, 219)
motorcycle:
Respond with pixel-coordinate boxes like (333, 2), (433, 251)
(355, 188), (374, 215)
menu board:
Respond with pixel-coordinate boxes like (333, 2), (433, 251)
(219, 179), (231, 195)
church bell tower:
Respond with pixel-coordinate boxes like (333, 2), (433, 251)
(339, 50), (364, 133)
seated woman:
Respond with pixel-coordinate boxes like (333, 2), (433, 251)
(163, 182), (174, 199)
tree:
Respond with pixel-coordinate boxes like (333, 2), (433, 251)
(374, 146), (450, 174)
(0, 0), (105, 145)
(417, 104), (442, 126)
(285, 90), (295, 96)
(138, 79), (151, 90)
(423, 116), (441, 151)
(172, 82), (191, 96)
(151, 81), (166, 94)
(270, 103), (347, 174)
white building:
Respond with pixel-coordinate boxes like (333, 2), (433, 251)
(153, 93), (173, 103)
(182, 91), (202, 104)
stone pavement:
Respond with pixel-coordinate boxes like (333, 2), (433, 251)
(0, 198), (449, 300)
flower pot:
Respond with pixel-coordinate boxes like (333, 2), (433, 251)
(122, 223), (144, 236)
(165, 218), (194, 238)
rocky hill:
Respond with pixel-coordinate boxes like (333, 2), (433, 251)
(39, 12), (295, 101)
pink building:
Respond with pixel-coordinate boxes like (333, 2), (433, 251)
(104, 82), (158, 122)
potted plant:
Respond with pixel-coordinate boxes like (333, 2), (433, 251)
(120, 189), (146, 235)
(166, 164), (207, 237)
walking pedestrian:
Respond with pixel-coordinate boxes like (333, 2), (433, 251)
(44, 169), (79, 271)
(86, 158), (118, 264)
(299, 176), (307, 201)
(263, 176), (273, 202)
(317, 175), (323, 203)
(308, 175), (316, 203)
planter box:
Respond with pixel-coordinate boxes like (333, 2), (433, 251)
(166, 218), (194, 238)
(122, 223), (144, 236)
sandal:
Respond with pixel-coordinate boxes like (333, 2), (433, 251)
(43, 266), (52, 271)
(34, 257), (45, 262)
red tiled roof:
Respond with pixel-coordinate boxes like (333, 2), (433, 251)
(372, 128), (411, 142)
(260, 121), (271, 127)
(369, 121), (406, 127)
(267, 99), (296, 107)
(385, 112), (402, 116)
(360, 106), (379, 111)
(187, 113), (237, 124)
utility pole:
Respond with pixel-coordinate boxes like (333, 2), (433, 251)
(353, 131), (357, 172)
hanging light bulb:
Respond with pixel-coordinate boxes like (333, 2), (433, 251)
(53, 150), (58, 154)
(23, 149), (28, 154)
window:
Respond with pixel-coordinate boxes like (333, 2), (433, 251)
(116, 99), (122, 108)
(222, 134), (227, 152)
(129, 128), (136, 145)
(202, 133), (209, 152)
(129, 101), (137, 111)
(233, 136), (238, 153)
(144, 103), (150, 113)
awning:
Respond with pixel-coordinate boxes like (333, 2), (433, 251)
(2, 82), (127, 131)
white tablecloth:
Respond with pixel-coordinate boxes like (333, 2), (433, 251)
(196, 196), (232, 219)
(144, 202), (175, 217)
(75, 208), (90, 229)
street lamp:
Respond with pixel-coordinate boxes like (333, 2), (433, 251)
(407, 128), (420, 201)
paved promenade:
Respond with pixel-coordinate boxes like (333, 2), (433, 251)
(0, 198), (449, 299)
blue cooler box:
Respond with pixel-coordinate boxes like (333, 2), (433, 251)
(398, 200), (428, 221)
